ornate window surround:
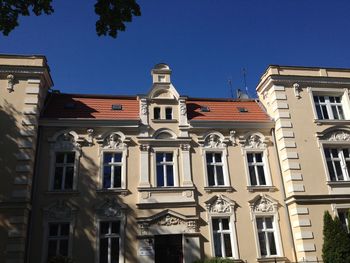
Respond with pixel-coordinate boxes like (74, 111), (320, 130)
(151, 147), (179, 187)
(96, 131), (129, 192)
(249, 194), (283, 259)
(317, 128), (350, 189)
(95, 198), (127, 263)
(48, 130), (83, 192)
(307, 87), (350, 123)
(204, 195), (239, 259)
(41, 200), (78, 263)
(198, 131), (232, 192)
(239, 132), (273, 191)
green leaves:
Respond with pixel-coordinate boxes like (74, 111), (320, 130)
(95, 0), (141, 38)
(0, 0), (141, 38)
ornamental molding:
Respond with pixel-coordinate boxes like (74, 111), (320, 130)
(179, 99), (187, 116)
(7, 74), (15, 92)
(96, 198), (127, 218)
(44, 200), (77, 220)
(157, 215), (186, 226)
(324, 131), (350, 142)
(293, 83), (302, 99)
(180, 144), (191, 151)
(140, 144), (150, 152)
(240, 133), (266, 149)
(140, 98), (148, 115)
(199, 132), (227, 148)
(249, 194), (278, 214)
(96, 131), (128, 150)
(49, 132), (82, 151)
(205, 195), (236, 214)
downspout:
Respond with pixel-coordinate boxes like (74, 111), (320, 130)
(271, 128), (298, 262)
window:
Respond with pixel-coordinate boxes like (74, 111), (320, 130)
(99, 221), (121, 263)
(103, 153), (123, 189)
(313, 95), (345, 120)
(165, 107), (172, 120)
(47, 222), (70, 259)
(154, 107), (161, 120)
(53, 152), (75, 190)
(212, 218), (233, 258)
(256, 217), (278, 257)
(324, 148), (350, 181)
(206, 153), (225, 186)
(156, 152), (174, 187)
(338, 209), (350, 232)
(247, 152), (267, 186)
(158, 75), (166, 82)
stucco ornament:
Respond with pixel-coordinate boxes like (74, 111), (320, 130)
(54, 133), (81, 151)
(86, 128), (94, 146)
(47, 200), (72, 220)
(204, 134), (224, 148)
(245, 134), (266, 149)
(104, 133), (122, 149)
(140, 99), (148, 115)
(179, 100), (187, 115)
(157, 215), (185, 226)
(206, 195), (232, 214)
(97, 198), (124, 218)
(293, 83), (301, 99)
(139, 144), (150, 152)
(325, 131), (350, 142)
(7, 74), (15, 92)
(252, 195), (276, 213)
(180, 144), (191, 151)
(229, 130), (237, 145)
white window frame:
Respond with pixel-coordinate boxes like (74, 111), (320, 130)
(249, 195), (283, 259)
(244, 149), (272, 187)
(165, 107), (173, 120)
(48, 131), (81, 192)
(99, 149), (128, 190)
(210, 217), (236, 258)
(97, 220), (122, 263)
(152, 148), (179, 187)
(322, 147), (350, 182)
(307, 87), (350, 121)
(47, 222), (71, 258)
(202, 148), (230, 188)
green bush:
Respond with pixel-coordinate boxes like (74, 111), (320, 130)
(193, 258), (237, 263)
(48, 256), (75, 263)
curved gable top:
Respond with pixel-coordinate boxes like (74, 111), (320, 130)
(148, 84), (180, 100)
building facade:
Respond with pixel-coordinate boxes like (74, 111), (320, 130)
(0, 55), (349, 263)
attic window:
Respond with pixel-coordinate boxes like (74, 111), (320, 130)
(200, 106), (210, 112)
(158, 75), (166, 82)
(237, 107), (248, 113)
(64, 102), (76, 109)
(112, 104), (123, 110)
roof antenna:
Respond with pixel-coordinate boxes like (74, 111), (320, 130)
(228, 78), (234, 99)
(242, 68), (249, 96)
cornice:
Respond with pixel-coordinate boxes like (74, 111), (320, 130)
(285, 194), (350, 205)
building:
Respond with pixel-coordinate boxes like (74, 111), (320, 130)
(0, 54), (349, 263)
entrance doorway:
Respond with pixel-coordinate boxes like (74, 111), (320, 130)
(154, 234), (183, 263)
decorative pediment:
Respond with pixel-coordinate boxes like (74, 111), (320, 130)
(44, 200), (77, 220)
(205, 195), (236, 214)
(153, 128), (177, 139)
(200, 132), (226, 148)
(49, 131), (82, 151)
(96, 198), (127, 218)
(97, 131), (128, 150)
(324, 130), (350, 142)
(240, 133), (266, 149)
(249, 194), (278, 214)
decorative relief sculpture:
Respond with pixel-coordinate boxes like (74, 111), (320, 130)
(179, 100), (187, 115)
(293, 83), (301, 99)
(229, 130), (237, 145)
(140, 99), (148, 115)
(157, 215), (185, 226)
(140, 144), (150, 152)
(206, 195), (233, 214)
(7, 74), (15, 93)
(104, 133), (123, 149)
(139, 223), (150, 235)
(86, 128), (94, 146)
(244, 134), (266, 149)
(180, 144), (191, 151)
(325, 131), (350, 142)
(46, 200), (73, 220)
(251, 195), (277, 213)
(54, 133), (81, 151)
(97, 198), (125, 218)
(204, 134), (225, 148)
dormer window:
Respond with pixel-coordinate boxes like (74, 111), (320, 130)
(200, 106), (210, 112)
(158, 75), (166, 82)
(165, 107), (172, 120)
(154, 107), (161, 120)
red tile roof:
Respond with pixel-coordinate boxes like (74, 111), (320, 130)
(186, 99), (270, 122)
(42, 93), (139, 119)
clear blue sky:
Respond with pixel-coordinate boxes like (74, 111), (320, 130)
(1, 0), (350, 98)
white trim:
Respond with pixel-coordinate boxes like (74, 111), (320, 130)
(151, 147), (179, 187)
(243, 149), (272, 187)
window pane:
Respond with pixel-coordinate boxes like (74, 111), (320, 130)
(207, 165), (215, 186)
(100, 222), (109, 235)
(154, 107), (160, 119)
(111, 221), (120, 234)
(344, 149), (350, 158)
(165, 108), (172, 120)
(114, 153), (122, 162)
(221, 218), (230, 230)
(56, 153), (65, 164)
(214, 153), (222, 163)
(206, 153), (213, 163)
(60, 223), (70, 236)
(157, 165), (164, 187)
(166, 165), (174, 186)
(212, 219), (219, 231)
(324, 148), (330, 158)
(103, 166), (112, 188)
(104, 153), (113, 164)
(256, 218), (263, 230)
(113, 166), (122, 188)
(165, 153), (173, 161)
(59, 239), (68, 256)
(330, 96), (335, 103)
(331, 149), (339, 157)
(257, 166), (266, 185)
(321, 105), (329, 119)
(48, 240), (57, 257)
(249, 166), (257, 186)
(213, 233), (222, 257)
(327, 161), (336, 181)
(335, 161), (344, 180)
(332, 106), (339, 120)
(99, 238), (108, 263)
(338, 106), (345, 120)
(258, 232), (267, 256)
(247, 153), (253, 163)
(265, 218), (273, 229)
(223, 234), (233, 257)
(313, 96), (318, 103)
(64, 167), (74, 189)
(315, 105), (323, 119)
(216, 166), (224, 185)
(267, 232), (277, 255)
(319, 96), (325, 102)
(54, 169), (63, 189)
(156, 153), (163, 163)
(111, 237), (120, 262)
(335, 96), (341, 103)
(66, 153), (75, 164)
(49, 224), (59, 236)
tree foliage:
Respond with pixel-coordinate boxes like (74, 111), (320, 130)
(322, 210), (350, 263)
(0, 0), (141, 38)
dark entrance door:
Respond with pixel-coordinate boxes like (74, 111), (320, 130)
(154, 234), (183, 263)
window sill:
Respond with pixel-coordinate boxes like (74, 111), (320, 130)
(138, 186), (195, 192)
(247, 186), (277, 192)
(257, 257), (287, 263)
(327, 181), (350, 187)
(314, 119), (350, 125)
(45, 190), (79, 195)
(151, 119), (178, 123)
(96, 189), (129, 196)
(204, 186), (234, 193)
